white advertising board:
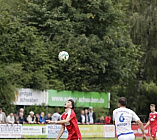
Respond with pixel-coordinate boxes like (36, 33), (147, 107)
(22, 125), (46, 135)
(104, 125), (115, 138)
(0, 124), (116, 138)
(0, 124), (22, 138)
(46, 124), (68, 138)
(14, 88), (46, 105)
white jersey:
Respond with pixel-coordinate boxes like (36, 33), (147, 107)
(113, 107), (140, 138)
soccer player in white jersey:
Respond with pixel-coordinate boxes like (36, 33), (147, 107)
(113, 97), (147, 140)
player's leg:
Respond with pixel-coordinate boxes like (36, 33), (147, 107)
(150, 128), (156, 140)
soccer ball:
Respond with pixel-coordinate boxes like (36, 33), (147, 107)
(58, 51), (69, 61)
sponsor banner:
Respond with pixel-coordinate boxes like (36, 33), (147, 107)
(0, 124), (117, 138)
(22, 124), (46, 135)
(22, 124), (46, 138)
(46, 124), (68, 138)
(104, 125), (115, 138)
(131, 124), (150, 137)
(48, 90), (110, 108)
(0, 124), (22, 138)
(14, 88), (46, 105)
(79, 125), (104, 137)
(0, 124), (152, 138)
(115, 124), (150, 138)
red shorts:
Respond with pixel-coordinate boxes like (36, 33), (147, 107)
(67, 138), (81, 140)
(151, 128), (157, 138)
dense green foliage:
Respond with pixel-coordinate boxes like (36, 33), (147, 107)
(117, 0), (157, 118)
(22, 0), (141, 92)
(0, 0), (157, 118)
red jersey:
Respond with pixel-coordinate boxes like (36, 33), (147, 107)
(149, 112), (157, 129)
(62, 109), (81, 140)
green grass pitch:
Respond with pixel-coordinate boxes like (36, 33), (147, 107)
(3, 138), (142, 140)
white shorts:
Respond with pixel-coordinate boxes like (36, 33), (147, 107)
(118, 133), (135, 140)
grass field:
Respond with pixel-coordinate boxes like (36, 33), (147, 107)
(3, 138), (142, 140)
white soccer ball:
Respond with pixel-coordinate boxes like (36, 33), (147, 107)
(58, 51), (69, 61)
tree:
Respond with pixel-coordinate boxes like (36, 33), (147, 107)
(0, 2), (53, 112)
(23, 0), (141, 92)
(0, 0), (144, 114)
(116, 0), (157, 116)
(128, 0), (157, 83)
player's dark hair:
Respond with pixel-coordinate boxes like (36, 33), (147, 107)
(68, 99), (75, 109)
(118, 97), (127, 106)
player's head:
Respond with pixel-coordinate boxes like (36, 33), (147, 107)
(64, 99), (74, 109)
(150, 104), (155, 112)
(118, 97), (127, 107)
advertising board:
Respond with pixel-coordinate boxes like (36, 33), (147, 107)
(14, 88), (46, 105)
(48, 90), (110, 108)
(0, 124), (22, 138)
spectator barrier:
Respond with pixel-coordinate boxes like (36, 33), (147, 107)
(0, 123), (153, 138)
(0, 124), (22, 138)
(114, 124), (151, 138)
(131, 124), (150, 137)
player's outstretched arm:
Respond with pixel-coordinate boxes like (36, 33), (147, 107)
(56, 125), (65, 140)
(48, 117), (71, 124)
(144, 120), (150, 129)
(137, 120), (147, 140)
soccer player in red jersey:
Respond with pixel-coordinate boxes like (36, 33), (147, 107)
(48, 99), (81, 140)
(144, 104), (157, 140)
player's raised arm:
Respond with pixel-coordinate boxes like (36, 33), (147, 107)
(56, 125), (65, 140)
(144, 120), (150, 129)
